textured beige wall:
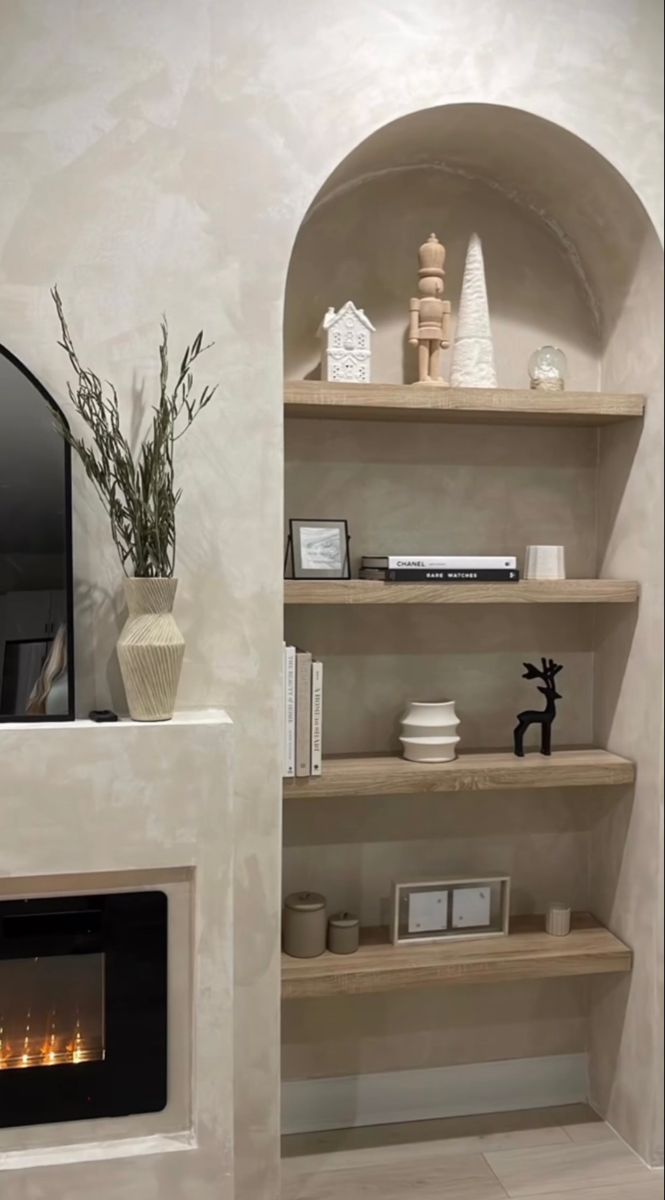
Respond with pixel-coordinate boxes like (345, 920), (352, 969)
(0, 0), (662, 1192)
(590, 221), (664, 1165)
(0, 713), (234, 1199)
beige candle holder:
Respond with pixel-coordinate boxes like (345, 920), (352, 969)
(546, 902), (571, 937)
(524, 545), (566, 580)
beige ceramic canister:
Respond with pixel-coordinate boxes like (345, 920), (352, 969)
(283, 892), (327, 958)
(327, 912), (360, 955)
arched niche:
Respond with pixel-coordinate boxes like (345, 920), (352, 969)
(285, 103), (660, 388)
(283, 104), (663, 1164)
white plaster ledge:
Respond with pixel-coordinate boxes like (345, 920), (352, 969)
(0, 1131), (197, 1171)
(0, 707), (232, 732)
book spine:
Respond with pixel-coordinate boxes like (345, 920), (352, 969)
(310, 660), (323, 776)
(387, 556), (517, 569)
(282, 643), (287, 774)
(387, 568), (520, 582)
(284, 645), (296, 777)
(295, 651), (312, 777)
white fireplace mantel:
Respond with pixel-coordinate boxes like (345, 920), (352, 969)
(0, 710), (234, 1200)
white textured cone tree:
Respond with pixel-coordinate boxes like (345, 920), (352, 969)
(450, 233), (497, 387)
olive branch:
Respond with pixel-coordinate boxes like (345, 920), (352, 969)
(51, 286), (217, 578)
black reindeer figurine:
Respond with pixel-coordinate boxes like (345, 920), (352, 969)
(513, 658), (563, 757)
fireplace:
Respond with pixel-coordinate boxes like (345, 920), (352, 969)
(0, 891), (167, 1128)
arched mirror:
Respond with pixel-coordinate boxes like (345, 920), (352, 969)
(0, 346), (75, 720)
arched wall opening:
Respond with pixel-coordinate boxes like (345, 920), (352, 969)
(282, 104), (663, 1164)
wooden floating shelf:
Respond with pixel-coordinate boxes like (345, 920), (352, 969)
(284, 579), (640, 605)
(283, 749), (635, 799)
(281, 913), (632, 999)
(285, 380), (646, 426)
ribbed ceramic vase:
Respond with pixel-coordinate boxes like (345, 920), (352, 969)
(117, 578), (185, 721)
(399, 700), (461, 763)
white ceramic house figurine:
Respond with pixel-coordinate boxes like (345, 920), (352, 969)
(450, 233), (497, 388)
(320, 301), (375, 382)
(409, 233), (451, 385)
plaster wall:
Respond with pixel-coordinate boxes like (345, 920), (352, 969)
(0, 713), (234, 1199)
(0, 0), (662, 1192)
(590, 222), (664, 1165)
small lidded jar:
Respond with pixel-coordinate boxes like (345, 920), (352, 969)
(327, 912), (360, 955)
(528, 346), (567, 392)
(283, 891), (327, 958)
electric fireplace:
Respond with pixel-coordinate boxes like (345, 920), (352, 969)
(0, 891), (167, 1128)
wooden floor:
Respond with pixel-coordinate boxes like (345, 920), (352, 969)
(281, 1105), (662, 1198)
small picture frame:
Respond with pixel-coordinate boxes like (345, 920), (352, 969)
(392, 876), (511, 945)
(286, 519), (351, 580)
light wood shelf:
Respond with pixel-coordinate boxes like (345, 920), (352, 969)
(281, 913), (632, 999)
(284, 579), (639, 605)
(283, 749), (635, 799)
(285, 380), (645, 426)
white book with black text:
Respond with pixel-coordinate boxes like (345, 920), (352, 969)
(283, 644), (296, 777)
(310, 660), (323, 776)
(387, 555), (517, 570)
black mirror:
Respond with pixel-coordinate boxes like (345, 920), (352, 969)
(0, 345), (75, 720)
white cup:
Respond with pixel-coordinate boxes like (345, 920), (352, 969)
(546, 903), (571, 937)
(524, 545), (566, 580)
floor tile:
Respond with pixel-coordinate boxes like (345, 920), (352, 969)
(562, 1121), (618, 1144)
(282, 1125), (568, 1176)
(282, 1150), (507, 1199)
(484, 1139), (652, 1197)
(513, 1181), (663, 1200)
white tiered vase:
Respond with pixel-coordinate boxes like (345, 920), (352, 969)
(399, 700), (460, 763)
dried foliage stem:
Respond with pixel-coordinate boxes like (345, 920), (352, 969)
(51, 287), (217, 578)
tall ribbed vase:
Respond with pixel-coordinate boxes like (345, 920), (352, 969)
(117, 578), (185, 721)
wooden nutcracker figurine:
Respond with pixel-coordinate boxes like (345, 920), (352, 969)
(409, 233), (451, 385)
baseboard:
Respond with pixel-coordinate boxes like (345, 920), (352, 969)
(282, 1053), (588, 1135)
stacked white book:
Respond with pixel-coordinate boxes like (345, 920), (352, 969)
(283, 644), (323, 778)
(360, 555), (519, 582)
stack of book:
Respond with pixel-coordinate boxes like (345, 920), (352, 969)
(283, 644), (323, 778)
(359, 555), (519, 582)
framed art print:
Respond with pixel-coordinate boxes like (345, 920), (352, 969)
(287, 519), (350, 579)
(392, 876), (510, 945)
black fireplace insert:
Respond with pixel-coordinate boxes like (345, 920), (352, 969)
(0, 891), (167, 1128)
